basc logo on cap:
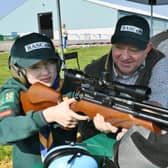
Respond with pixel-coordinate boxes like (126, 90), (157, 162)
(120, 25), (143, 35)
(24, 42), (51, 52)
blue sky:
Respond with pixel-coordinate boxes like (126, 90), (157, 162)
(0, 0), (27, 18)
(0, 0), (168, 18)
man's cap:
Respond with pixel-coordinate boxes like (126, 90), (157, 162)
(10, 32), (60, 68)
(111, 15), (150, 50)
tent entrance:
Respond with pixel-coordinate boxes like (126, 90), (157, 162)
(38, 12), (54, 39)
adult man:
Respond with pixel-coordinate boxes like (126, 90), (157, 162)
(79, 15), (168, 152)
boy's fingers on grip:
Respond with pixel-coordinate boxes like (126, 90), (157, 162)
(64, 97), (76, 103)
(71, 111), (89, 121)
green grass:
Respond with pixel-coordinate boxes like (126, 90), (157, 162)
(61, 45), (110, 70)
(0, 53), (11, 85)
(0, 146), (12, 160)
(0, 45), (111, 162)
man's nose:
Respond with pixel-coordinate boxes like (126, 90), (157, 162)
(120, 49), (130, 59)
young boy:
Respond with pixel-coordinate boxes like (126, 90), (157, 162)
(0, 32), (88, 168)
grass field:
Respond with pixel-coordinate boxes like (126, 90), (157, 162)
(0, 53), (11, 85)
(0, 45), (111, 167)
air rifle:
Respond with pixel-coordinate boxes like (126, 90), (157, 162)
(64, 69), (168, 134)
(20, 69), (168, 134)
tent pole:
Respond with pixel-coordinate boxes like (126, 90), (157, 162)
(150, 4), (153, 36)
(56, 0), (66, 71)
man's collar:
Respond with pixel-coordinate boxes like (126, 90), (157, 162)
(113, 61), (146, 79)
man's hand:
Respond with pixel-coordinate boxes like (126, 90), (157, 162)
(93, 113), (118, 133)
(93, 113), (128, 140)
(116, 128), (128, 140)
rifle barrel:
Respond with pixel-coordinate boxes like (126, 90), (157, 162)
(82, 89), (168, 127)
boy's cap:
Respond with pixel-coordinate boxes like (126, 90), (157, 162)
(10, 32), (60, 68)
(111, 15), (150, 50)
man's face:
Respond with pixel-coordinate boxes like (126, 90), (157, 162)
(112, 43), (151, 76)
(25, 59), (57, 87)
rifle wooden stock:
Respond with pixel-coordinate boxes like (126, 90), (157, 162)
(20, 82), (161, 134)
(20, 82), (62, 113)
(70, 100), (161, 134)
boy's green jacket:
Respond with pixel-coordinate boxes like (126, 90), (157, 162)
(0, 78), (76, 168)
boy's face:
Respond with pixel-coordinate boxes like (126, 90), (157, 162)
(25, 59), (58, 87)
(112, 43), (151, 76)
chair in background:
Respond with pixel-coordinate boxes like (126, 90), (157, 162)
(64, 51), (80, 70)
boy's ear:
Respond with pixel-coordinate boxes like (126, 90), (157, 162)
(9, 64), (27, 84)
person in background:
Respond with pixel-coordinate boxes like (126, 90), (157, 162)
(0, 32), (88, 168)
(62, 23), (68, 50)
(79, 14), (168, 141)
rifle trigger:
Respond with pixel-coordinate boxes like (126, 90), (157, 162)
(75, 95), (81, 101)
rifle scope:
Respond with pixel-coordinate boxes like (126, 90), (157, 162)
(64, 69), (151, 101)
